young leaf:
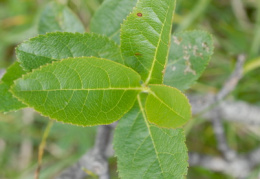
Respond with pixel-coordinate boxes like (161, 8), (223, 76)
(145, 85), (191, 129)
(11, 57), (142, 126)
(114, 95), (188, 178)
(164, 31), (214, 90)
(0, 62), (27, 112)
(121, 0), (176, 84)
(38, 1), (85, 34)
(90, 0), (138, 43)
(16, 32), (123, 71)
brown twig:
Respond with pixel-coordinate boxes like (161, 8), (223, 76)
(216, 54), (246, 101)
(210, 55), (246, 160)
(190, 96), (260, 125)
(190, 55), (246, 160)
(211, 109), (236, 160)
(56, 124), (115, 179)
(189, 147), (260, 178)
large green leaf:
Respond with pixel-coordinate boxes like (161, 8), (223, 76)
(16, 32), (123, 71)
(11, 57), (142, 126)
(114, 94), (188, 178)
(90, 0), (138, 43)
(164, 31), (214, 90)
(0, 62), (27, 112)
(145, 85), (191, 129)
(121, 0), (176, 84)
(38, 1), (85, 34)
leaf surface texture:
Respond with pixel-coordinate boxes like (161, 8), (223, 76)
(38, 1), (85, 34)
(16, 32), (123, 71)
(0, 62), (27, 112)
(11, 57), (142, 126)
(114, 95), (188, 178)
(146, 85), (191, 129)
(121, 0), (176, 84)
(90, 0), (138, 43)
(164, 31), (214, 90)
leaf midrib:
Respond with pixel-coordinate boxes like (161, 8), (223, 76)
(144, 2), (175, 85)
(149, 90), (187, 121)
(13, 87), (144, 92)
(137, 94), (164, 177)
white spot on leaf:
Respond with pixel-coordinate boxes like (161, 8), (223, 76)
(202, 42), (210, 52)
(173, 36), (182, 45)
(184, 60), (196, 75)
(184, 55), (190, 60)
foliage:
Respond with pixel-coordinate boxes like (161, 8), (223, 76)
(1, 0), (259, 178)
(38, 1), (85, 34)
(164, 31), (213, 90)
(90, 0), (138, 43)
(0, 62), (26, 112)
(12, 57), (141, 126)
(0, 0), (214, 177)
(114, 95), (188, 178)
(0, 0), (208, 177)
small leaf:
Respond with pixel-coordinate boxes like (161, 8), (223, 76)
(2, 61), (27, 86)
(11, 57), (142, 126)
(0, 62), (27, 112)
(38, 1), (85, 34)
(0, 83), (26, 113)
(90, 0), (138, 43)
(114, 94), (188, 178)
(145, 85), (191, 129)
(121, 0), (176, 84)
(164, 31), (214, 90)
(16, 32), (123, 71)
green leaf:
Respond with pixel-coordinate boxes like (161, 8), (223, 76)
(164, 31), (214, 90)
(114, 94), (188, 178)
(16, 32), (123, 71)
(38, 1), (85, 34)
(11, 57), (142, 126)
(145, 85), (191, 129)
(2, 61), (27, 86)
(0, 83), (26, 113)
(90, 0), (138, 43)
(121, 0), (176, 84)
(0, 62), (27, 112)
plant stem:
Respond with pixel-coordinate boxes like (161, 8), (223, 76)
(35, 120), (54, 179)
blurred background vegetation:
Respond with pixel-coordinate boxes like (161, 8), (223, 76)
(0, 0), (259, 178)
